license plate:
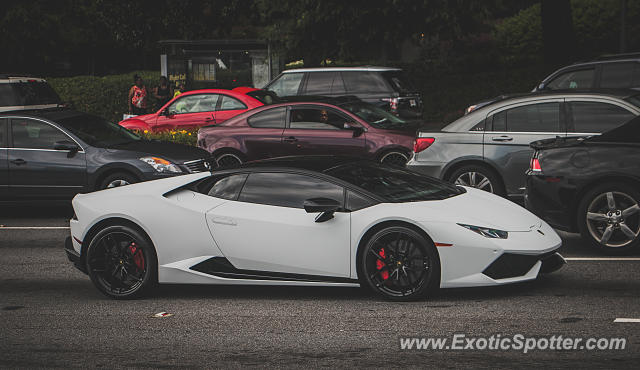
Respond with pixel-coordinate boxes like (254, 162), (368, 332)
(409, 99), (417, 107)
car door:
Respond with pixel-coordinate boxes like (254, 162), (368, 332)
(8, 117), (87, 200)
(212, 94), (248, 124)
(282, 106), (366, 157)
(483, 99), (564, 196)
(154, 93), (218, 131)
(565, 99), (637, 136)
(0, 119), (8, 200)
(206, 171), (350, 277)
(242, 107), (288, 159)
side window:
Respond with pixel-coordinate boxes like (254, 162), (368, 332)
(546, 69), (594, 90)
(505, 103), (560, 132)
(490, 111), (506, 131)
(168, 94), (219, 114)
(266, 73), (303, 97)
(600, 63), (637, 88)
(0, 118), (6, 146)
(247, 107), (286, 128)
(238, 172), (344, 209)
(569, 101), (635, 133)
(218, 95), (247, 111)
(207, 174), (248, 200)
(304, 72), (346, 95)
(289, 108), (350, 130)
(11, 118), (70, 149)
(346, 190), (374, 211)
(342, 72), (390, 93)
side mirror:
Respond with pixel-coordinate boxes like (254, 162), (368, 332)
(54, 140), (79, 157)
(343, 122), (364, 137)
(537, 83), (546, 91)
(303, 197), (341, 223)
(160, 108), (174, 117)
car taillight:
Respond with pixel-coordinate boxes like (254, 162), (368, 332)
(530, 157), (542, 173)
(414, 137), (435, 153)
(381, 97), (399, 112)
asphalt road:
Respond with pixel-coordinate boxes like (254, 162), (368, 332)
(1, 205), (639, 368)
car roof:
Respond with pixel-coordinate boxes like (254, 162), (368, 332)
(178, 88), (249, 97)
(0, 76), (47, 83)
(281, 66), (401, 73)
(0, 108), (91, 121)
(234, 155), (368, 173)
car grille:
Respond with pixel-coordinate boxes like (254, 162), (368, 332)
(183, 159), (209, 173)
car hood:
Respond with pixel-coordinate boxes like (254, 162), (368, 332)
(105, 140), (211, 163)
(412, 187), (542, 232)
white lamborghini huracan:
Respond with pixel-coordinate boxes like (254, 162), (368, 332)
(65, 156), (565, 301)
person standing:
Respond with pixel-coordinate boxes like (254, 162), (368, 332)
(153, 76), (173, 110)
(173, 82), (186, 99)
(128, 74), (148, 115)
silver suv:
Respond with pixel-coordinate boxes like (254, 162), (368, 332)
(407, 90), (640, 199)
(0, 75), (62, 112)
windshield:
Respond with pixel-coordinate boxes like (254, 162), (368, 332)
(247, 90), (282, 105)
(326, 162), (464, 202)
(339, 102), (407, 129)
(56, 114), (141, 147)
(0, 81), (61, 106)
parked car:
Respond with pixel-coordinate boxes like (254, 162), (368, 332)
(65, 156), (563, 300)
(197, 100), (417, 167)
(263, 67), (423, 118)
(118, 88), (271, 133)
(407, 90), (640, 200)
(525, 115), (640, 254)
(534, 53), (640, 92)
(0, 109), (212, 202)
(0, 74), (63, 112)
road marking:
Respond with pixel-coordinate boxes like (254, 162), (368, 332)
(0, 226), (69, 230)
(614, 318), (640, 323)
(152, 312), (174, 318)
(565, 257), (640, 261)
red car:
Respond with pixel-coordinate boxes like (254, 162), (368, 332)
(119, 88), (271, 132)
(197, 99), (418, 167)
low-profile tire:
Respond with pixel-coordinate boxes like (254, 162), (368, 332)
(99, 172), (139, 190)
(577, 183), (640, 255)
(379, 150), (409, 167)
(85, 224), (157, 299)
(359, 226), (440, 301)
(448, 164), (505, 196)
(215, 151), (244, 168)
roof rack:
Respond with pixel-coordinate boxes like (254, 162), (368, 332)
(592, 52), (640, 61)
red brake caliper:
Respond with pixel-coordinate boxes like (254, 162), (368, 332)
(128, 242), (145, 270)
(376, 248), (389, 280)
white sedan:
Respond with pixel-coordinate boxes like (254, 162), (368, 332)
(65, 156), (565, 301)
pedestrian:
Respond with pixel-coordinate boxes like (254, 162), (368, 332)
(128, 74), (148, 115)
(173, 82), (186, 99)
(153, 76), (173, 110)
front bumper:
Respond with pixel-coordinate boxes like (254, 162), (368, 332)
(483, 251), (565, 279)
(64, 236), (86, 274)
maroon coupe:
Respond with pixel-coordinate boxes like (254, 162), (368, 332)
(196, 100), (418, 167)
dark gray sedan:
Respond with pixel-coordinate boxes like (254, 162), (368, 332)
(407, 90), (640, 200)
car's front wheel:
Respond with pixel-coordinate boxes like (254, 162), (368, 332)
(99, 172), (139, 190)
(577, 183), (640, 254)
(85, 224), (157, 299)
(360, 226), (439, 301)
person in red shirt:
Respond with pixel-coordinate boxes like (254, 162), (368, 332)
(128, 74), (148, 115)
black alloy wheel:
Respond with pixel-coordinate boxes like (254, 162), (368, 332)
(380, 151), (409, 167)
(361, 226), (439, 301)
(86, 225), (157, 299)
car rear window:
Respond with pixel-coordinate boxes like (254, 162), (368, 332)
(0, 81), (61, 106)
(342, 72), (389, 93)
(381, 71), (416, 93)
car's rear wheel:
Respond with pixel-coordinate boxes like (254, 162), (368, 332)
(85, 225), (157, 299)
(448, 165), (505, 196)
(577, 183), (640, 254)
(360, 226), (439, 301)
(216, 152), (244, 168)
(99, 172), (139, 190)
(380, 151), (409, 167)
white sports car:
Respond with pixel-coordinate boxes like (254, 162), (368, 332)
(65, 156), (565, 301)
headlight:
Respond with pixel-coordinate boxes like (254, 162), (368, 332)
(458, 223), (508, 239)
(139, 157), (182, 173)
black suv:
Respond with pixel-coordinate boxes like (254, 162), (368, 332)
(0, 109), (212, 202)
(0, 75), (63, 112)
(534, 53), (640, 91)
(263, 67), (423, 118)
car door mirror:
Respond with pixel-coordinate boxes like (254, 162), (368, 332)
(160, 108), (172, 116)
(54, 140), (79, 156)
(303, 197), (341, 223)
(343, 122), (364, 137)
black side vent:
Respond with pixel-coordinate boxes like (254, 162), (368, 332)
(482, 253), (541, 280)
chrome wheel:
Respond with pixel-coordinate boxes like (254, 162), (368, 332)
(106, 179), (130, 188)
(586, 191), (640, 248)
(380, 152), (408, 167)
(216, 153), (243, 167)
(454, 171), (494, 192)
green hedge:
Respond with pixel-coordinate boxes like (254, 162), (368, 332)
(48, 71), (161, 123)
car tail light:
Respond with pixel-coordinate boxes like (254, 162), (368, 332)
(414, 137), (435, 153)
(381, 97), (399, 112)
(530, 156), (542, 173)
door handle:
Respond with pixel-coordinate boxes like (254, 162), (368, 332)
(283, 136), (298, 143)
(492, 136), (513, 142)
(208, 216), (237, 226)
(10, 159), (27, 166)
